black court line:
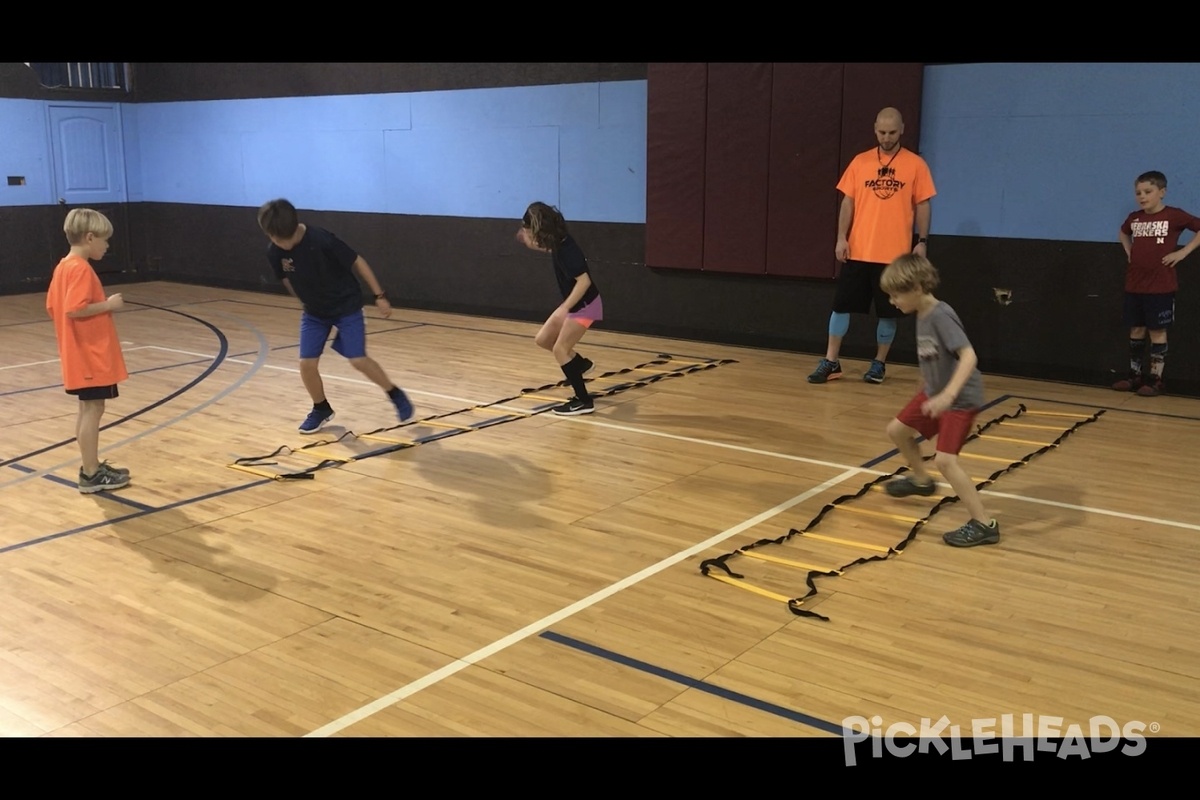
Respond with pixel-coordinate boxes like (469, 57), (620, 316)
(539, 630), (845, 735)
(0, 304), (230, 470)
(0, 479), (272, 554)
(6, 463), (156, 512)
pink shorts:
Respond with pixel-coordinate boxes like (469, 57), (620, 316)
(567, 296), (603, 328)
(895, 392), (979, 455)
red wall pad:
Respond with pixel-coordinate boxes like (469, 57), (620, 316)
(645, 63), (708, 271)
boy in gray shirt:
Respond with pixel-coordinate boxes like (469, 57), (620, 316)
(878, 254), (998, 547)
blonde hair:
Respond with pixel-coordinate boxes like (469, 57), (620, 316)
(880, 253), (940, 295)
(64, 208), (113, 245)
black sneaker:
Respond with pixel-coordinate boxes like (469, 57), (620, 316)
(807, 358), (842, 384)
(553, 396), (595, 416)
(885, 475), (937, 497)
(943, 518), (1000, 547)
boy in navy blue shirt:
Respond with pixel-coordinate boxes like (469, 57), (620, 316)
(258, 198), (414, 433)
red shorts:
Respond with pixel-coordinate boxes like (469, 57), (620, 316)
(895, 392), (979, 454)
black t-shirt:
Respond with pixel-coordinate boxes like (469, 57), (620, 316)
(552, 235), (600, 312)
(267, 225), (364, 319)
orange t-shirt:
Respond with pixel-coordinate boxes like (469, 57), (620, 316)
(45, 254), (128, 391)
(836, 147), (936, 265)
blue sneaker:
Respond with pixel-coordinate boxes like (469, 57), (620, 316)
(863, 360), (886, 384)
(299, 407), (335, 434)
(807, 358), (842, 384)
(392, 389), (414, 422)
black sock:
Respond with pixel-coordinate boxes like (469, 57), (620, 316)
(560, 359), (591, 403)
(386, 386), (402, 400)
(314, 399), (332, 412)
(1128, 337), (1144, 375)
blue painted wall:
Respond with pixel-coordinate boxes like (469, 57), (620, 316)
(3, 65), (1200, 245)
(920, 62), (1200, 243)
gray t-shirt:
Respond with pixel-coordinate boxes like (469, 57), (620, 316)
(916, 301), (985, 409)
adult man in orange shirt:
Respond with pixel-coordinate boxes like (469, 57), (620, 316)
(808, 107), (937, 385)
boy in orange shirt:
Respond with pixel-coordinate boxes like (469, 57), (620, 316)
(46, 208), (132, 493)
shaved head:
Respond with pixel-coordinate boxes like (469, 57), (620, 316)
(874, 107), (905, 153)
(877, 107), (904, 127)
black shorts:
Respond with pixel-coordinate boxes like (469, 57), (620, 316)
(67, 385), (119, 401)
(1123, 292), (1174, 330)
(832, 260), (905, 319)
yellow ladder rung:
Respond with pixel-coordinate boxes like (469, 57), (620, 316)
(520, 393), (570, 403)
(290, 449), (354, 463)
(413, 419), (477, 431)
(1023, 409), (1096, 419)
(358, 433), (417, 446)
(705, 572), (793, 603)
(228, 463), (285, 480)
(741, 550), (843, 574)
(978, 434), (1057, 447)
(959, 452), (1020, 464)
(996, 421), (1067, 431)
(797, 531), (894, 554)
(834, 504), (926, 525)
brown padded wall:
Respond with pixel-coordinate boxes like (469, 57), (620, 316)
(766, 63), (844, 278)
(645, 63), (707, 270)
(701, 63), (773, 274)
(839, 63), (925, 175)
(646, 63), (925, 278)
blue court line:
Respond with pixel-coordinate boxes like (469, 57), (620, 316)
(539, 630), (845, 735)
(6, 463), (156, 512)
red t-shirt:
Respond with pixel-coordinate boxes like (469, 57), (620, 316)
(1120, 205), (1200, 293)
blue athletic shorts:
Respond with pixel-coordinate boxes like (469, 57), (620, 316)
(1123, 292), (1174, 330)
(299, 309), (367, 359)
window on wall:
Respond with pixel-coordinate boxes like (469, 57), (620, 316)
(25, 62), (129, 91)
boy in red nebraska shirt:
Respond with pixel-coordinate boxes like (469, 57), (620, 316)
(1113, 171), (1200, 396)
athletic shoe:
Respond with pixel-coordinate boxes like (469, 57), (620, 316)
(863, 360), (886, 384)
(943, 518), (1000, 547)
(1111, 373), (1142, 392)
(885, 475), (937, 498)
(553, 396), (595, 416)
(807, 358), (843, 384)
(392, 389), (415, 421)
(299, 407), (335, 434)
(78, 463), (131, 494)
(1136, 378), (1164, 397)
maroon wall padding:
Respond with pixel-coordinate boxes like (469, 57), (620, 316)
(765, 63), (845, 279)
(646, 63), (925, 278)
(839, 63), (925, 176)
(701, 63), (773, 274)
(645, 63), (707, 270)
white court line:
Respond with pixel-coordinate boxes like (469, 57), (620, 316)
(0, 345), (152, 371)
(145, 346), (535, 412)
(305, 466), (865, 737)
(570, 418), (1200, 533)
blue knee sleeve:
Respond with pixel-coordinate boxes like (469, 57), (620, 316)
(876, 318), (897, 345)
(829, 312), (850, 337)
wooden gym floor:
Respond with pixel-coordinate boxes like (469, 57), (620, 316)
(0, 281), (1197, 739)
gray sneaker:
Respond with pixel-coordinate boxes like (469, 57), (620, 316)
(943, 518), (1000, 547)
(79, 463), (131, 494)
(885, 475), (937, 497)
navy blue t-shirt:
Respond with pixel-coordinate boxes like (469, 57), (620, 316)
(552, 235), (600, 311)
(267, 225), (364, 319)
